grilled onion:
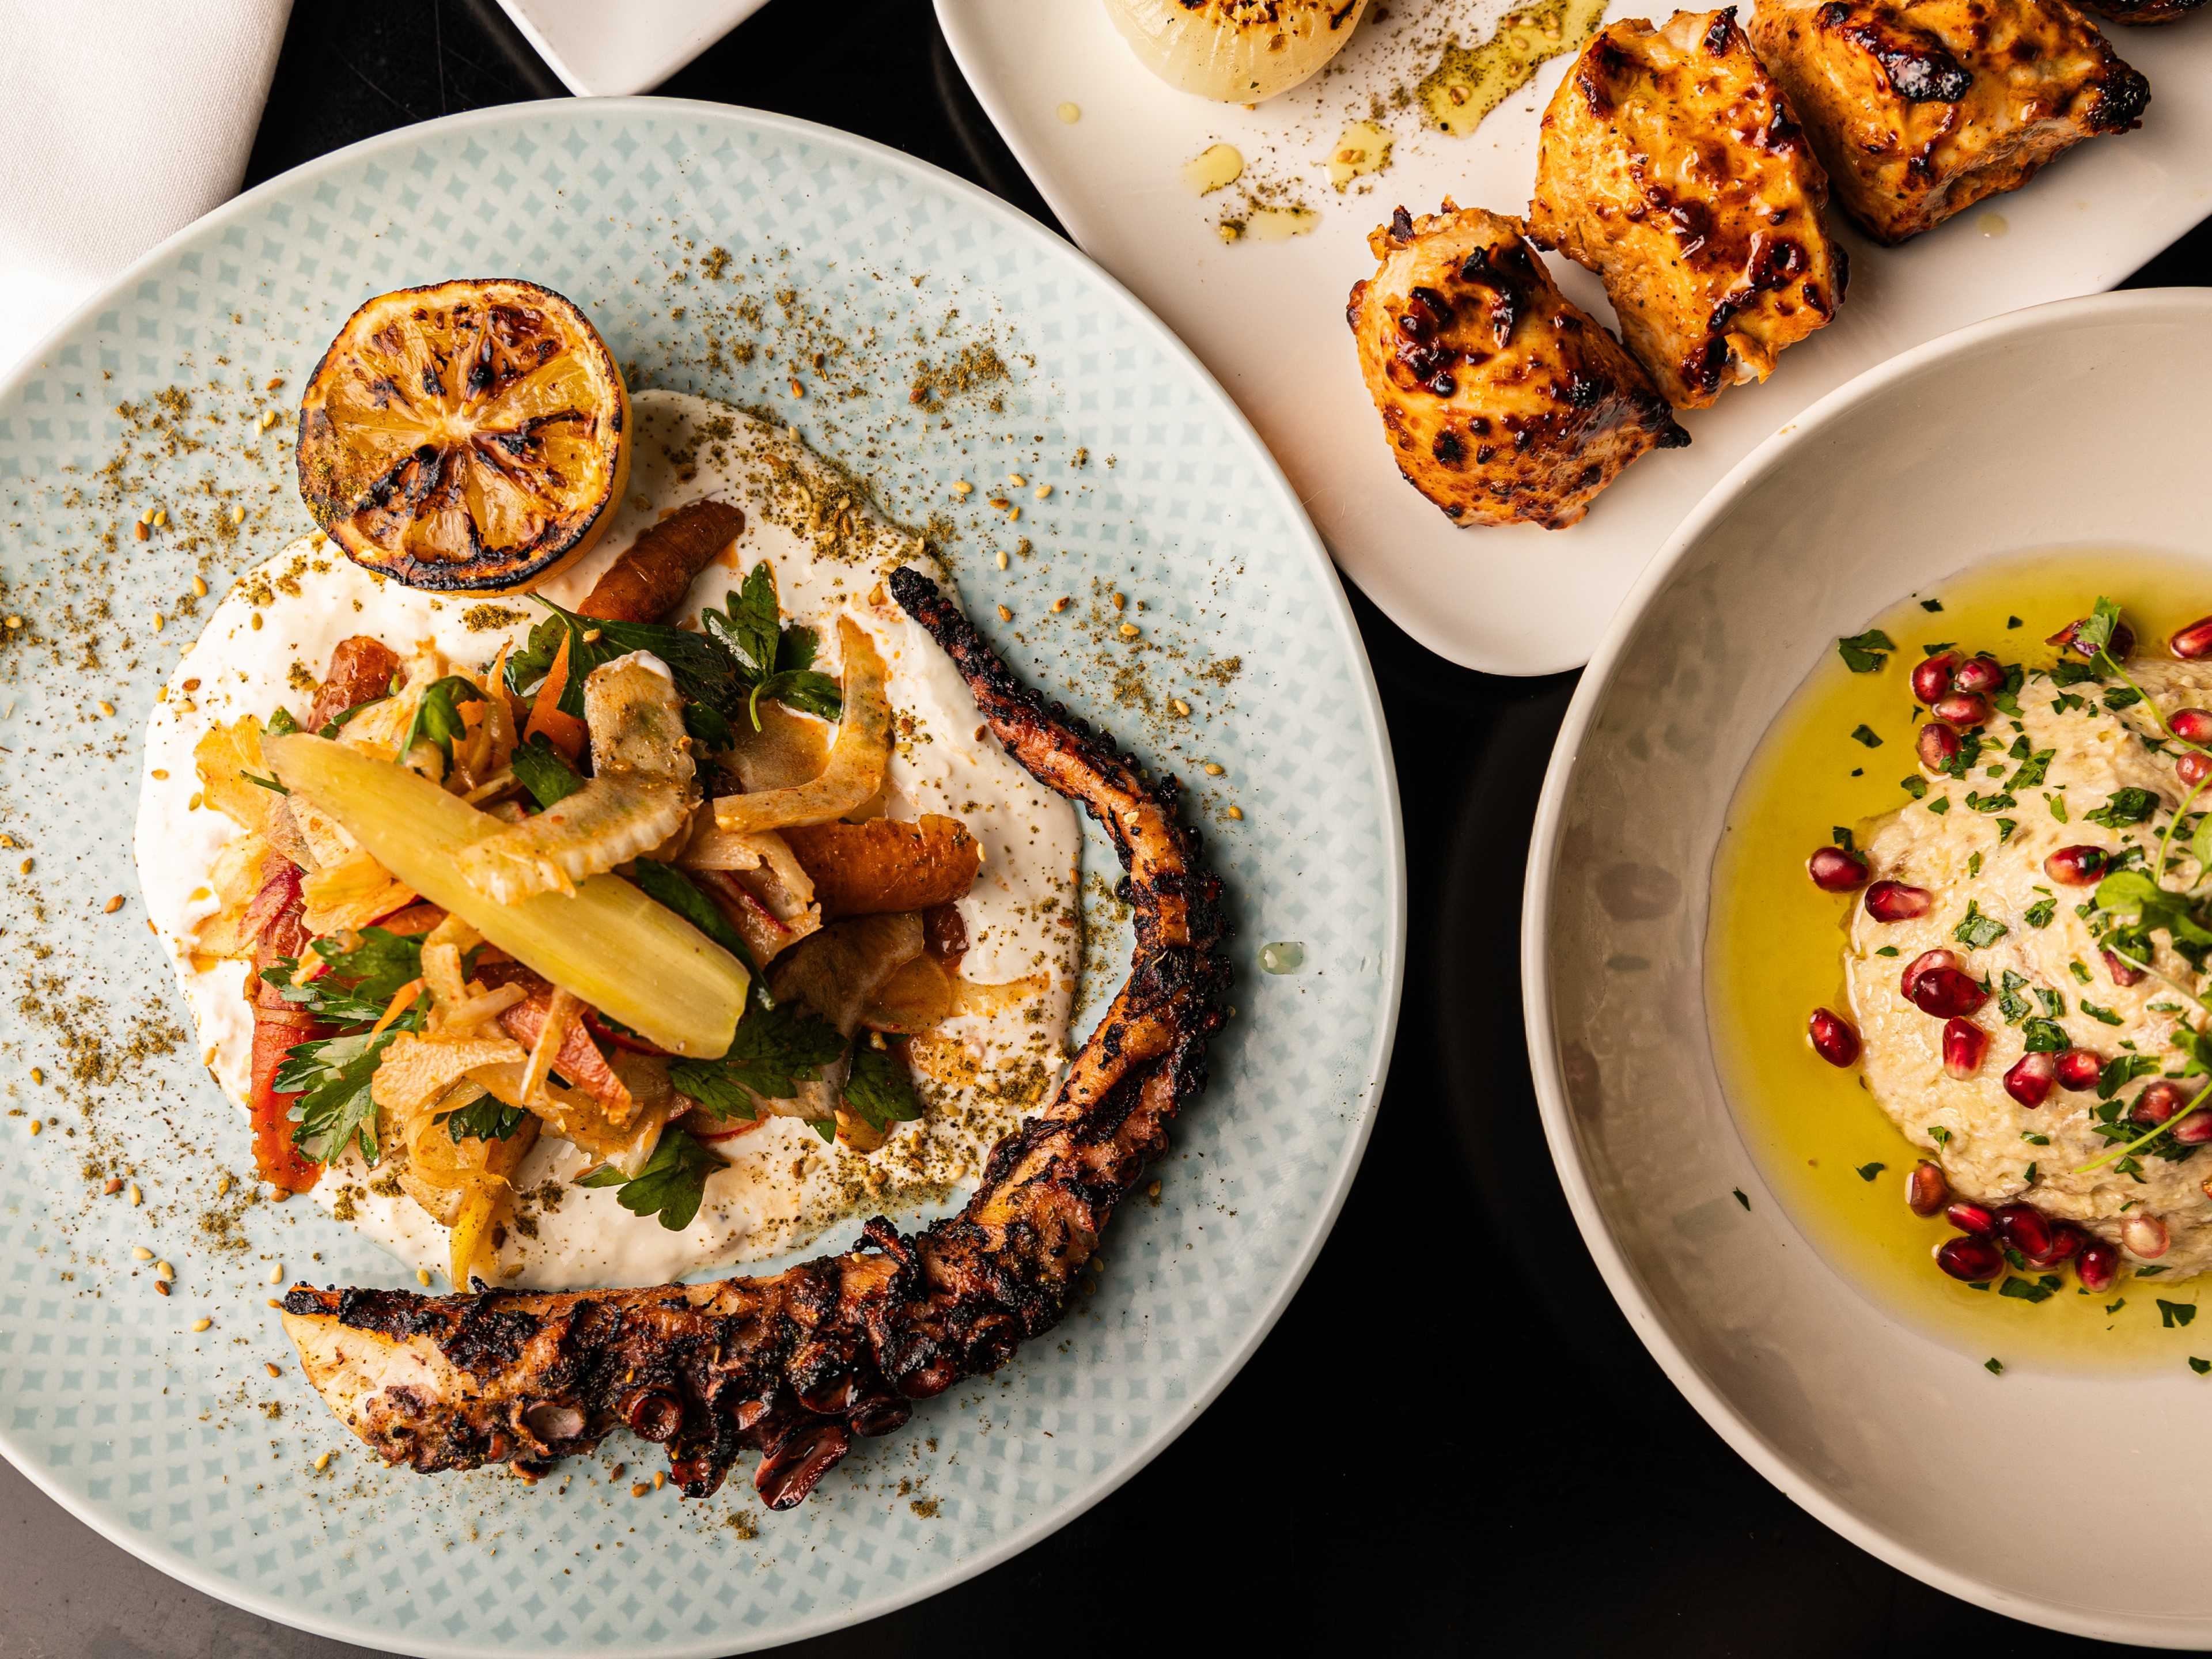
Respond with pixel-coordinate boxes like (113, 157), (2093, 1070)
(1103, 0), (1370, 103)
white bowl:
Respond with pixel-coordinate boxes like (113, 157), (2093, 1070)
(1524, 287), (2212, 1647)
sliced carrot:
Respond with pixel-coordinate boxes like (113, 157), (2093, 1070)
(524, 631), (588, 760)
(368, 977), (425, 1037)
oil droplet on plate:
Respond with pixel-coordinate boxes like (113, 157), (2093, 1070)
(1978, 211), (2009, 239)
(1418, 0), (1609, 137)
(1327, 122), (1393, 191)
(1181, 143), (1245, 196)
(1260, 941), (1306, 974)
(1247, 206), (1320, 242)
(1056, 101), (1082, 124)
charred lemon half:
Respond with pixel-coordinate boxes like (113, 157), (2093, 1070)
(296, 278), (631, 592)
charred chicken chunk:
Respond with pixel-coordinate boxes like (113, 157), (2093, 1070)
(1528, 8), (1846, 410)
(1747, 0), (2150, 245)
(1347, 204), (1687, 531)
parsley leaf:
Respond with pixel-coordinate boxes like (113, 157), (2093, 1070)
(1854, 1161), (1885, 1182)
(509, 734), (584, 808)
(2086, 787), (2159, 828)
(667, 999), (848, 1113)
(1953, 902), (2008, 949)
(2025, 895), (2057, 929)
(577, 1129), (721, 1232)
(282, 1026), (404, 1166)
(395, 675), (485, 763)
(843, 1043), (922, 1133)
(2159, 1298), (2199, 1329)
(2022, 1018), (2071, 1054)
(1836, 629), (1896, 673)
(1850, 724), (1883, 749)
(261, 927), (425, 1023)
(441, 1094), (529, 1142)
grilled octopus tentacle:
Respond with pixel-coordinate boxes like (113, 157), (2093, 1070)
(279, 565), (1232, 1510)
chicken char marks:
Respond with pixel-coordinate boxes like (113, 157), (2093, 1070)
(280, 565), (1231, 1510)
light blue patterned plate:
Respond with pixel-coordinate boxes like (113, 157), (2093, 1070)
(0, 100), (1402, 1656)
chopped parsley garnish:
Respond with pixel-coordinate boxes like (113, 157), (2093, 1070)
(577, 1129), (722, 1232)
(1855, 1162), (1885, 1181)
(2024, 894), (2058, 929)
(2086, 787), (2159, 828)
(1999, 1275), (2058, 1304)
(1919, 600), (1944, 613)
(1836, 629), (1896, 673)
(2192, 1358), (2210, 1375)
(1732, 1188), (1750, 1211)
(2081, 1000), (2125, 1027)
(441, 1094), (529, 1142)
(1901, 775), (1929, 800)
(1850, 724), (1883, 749)
(1929, 797), (1951, 816)
(1952, 902), (2008, 949)
(2021, 1018), (2070, 1054)
(2158, 1299), (2199, 1330)
(1927, 1125), (1953, 1146)
(667, 999), (848, 1116)
(282, 1024), (410, 1166)
(261, 926), (426, 1024)
(1984, 1358), (2005, 1376)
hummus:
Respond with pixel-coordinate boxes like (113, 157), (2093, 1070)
(1848, 656), (2212, 1275)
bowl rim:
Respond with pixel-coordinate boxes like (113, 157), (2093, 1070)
(0, 94), (1410, 1659)
(1520, 285), (2212, 1649)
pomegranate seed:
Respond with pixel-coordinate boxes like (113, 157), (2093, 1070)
(2172, 707), (2212, 744)
(1906, 1160), (1949, 1217)
(2055, 1049), (2103, 1091)
(2182, 752), (2212, 789)
(1931, 691), (1991, 729)
(1900, 948), (1960, 1000)
(1943, 1018), (1987, 1078)
(2003, 1051), (2056, 1107)
(2032, 1224), (2084, 1267)
(2041, 844), (2107, 887)
(2050, 616), (2134, 661)
(2131, 1080), (2190, 1126)
(1936, 1235), (2003, 1282)
(1916, 722), (1962, 772)
(2122, 1213), (2170, 1260)
(1807, 846), (1870, 892)
(1952, 654), (2005, 695)
(2174, 1111), (2212, 1146)
(1946, 1200), (1995, 1236)
(2171, 616), (2212, 661)
(1911, 967), (1988, 1018)
(1910, 652), (1958, 705)
(2102, 948), (2145, 988)
(1995, 1203), (2054, 1261)
(1809, 1008), (1861, 1067)
(2077, 1238), (2120, 1292)
(1868, 881), (1934, 923)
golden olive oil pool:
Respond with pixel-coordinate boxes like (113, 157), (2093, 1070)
(1709, 548), (2212, 1372)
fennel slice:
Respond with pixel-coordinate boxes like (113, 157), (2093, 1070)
(265, 733), (746, 1057)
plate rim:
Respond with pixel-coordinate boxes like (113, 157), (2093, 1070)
(0, 94), (1410, 1658)
(1518, 285), (2212, 1647)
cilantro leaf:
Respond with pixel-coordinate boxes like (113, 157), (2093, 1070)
(441, 1094), (529, 1143)
(395, 675), (484, 763)
(843, 1043), (923, 1133)
(577, 1129), (721, 1232)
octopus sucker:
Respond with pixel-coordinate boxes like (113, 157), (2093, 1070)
(281, 566), (1232, 1510)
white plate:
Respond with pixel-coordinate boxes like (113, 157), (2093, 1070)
(1525, 287), (2212, 1645)
(936, 0), (2212, 675)
(495, 0), (772, 94)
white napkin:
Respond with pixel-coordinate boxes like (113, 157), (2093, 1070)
(0, 0), (293, 379)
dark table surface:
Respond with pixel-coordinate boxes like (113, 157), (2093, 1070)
(6, 5), (2207, 1656)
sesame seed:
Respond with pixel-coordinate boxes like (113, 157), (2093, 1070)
(1119, 623), (1139, 639)
(266, 1362), (282, 1378)
(259, 409), (279, 430)
(953, 480), (972, 497)
(128, 1183), (142, 1206)
(788, 379), (805, 398)
(138, 508), (156, 526)
(1227, 805), (1245, 820)
(151, 509), (167, 528)
(216, 1174), (231, 1196)
(191, 575), (208, 597)
(150, 768), (167, 781)
(131, 1245), (153, 1262)
(156, 1260), (173, 1281)
(154, 1281), (170, 1297)
(103, 1177), (123, 1195)
(249, 613), (262, 631)
(1171, 698), (1191, 716)
(154, 613), (165, 631)
(0, 835), (9, 847)
(1034, 483), (1052, 499)
(266, 1298), (281, 1309)
(96, 701), (115, 718)
(132, 521), (150, 542)
(28, 1066), (41, 1083)
(104, 893), (124, 912)
(18, 858), (33, 874)
(416, 1268), (433, 1287)
(988, 498), (1010, 511)
(266, 376), (285, 391)
(581, 627), (603, 643)
(1051, 596), (1069, 613)
(191, 1317), (211, 1332)
(267, 1262), (284, 1285)
(3, 615), (21, 629)
(1008, 505), (1021, 522)
(1147, 1180), (1162, 1198)
(995, 550), (1008, 570)
(631, 1482), (651, 1498)
(654, 1471), (666, 1490)
(1009, 474), (1027, 487)
(997, 605), (1013, 623)
(314, 1450), (333, 1472)
(28, 1120), (41, 1135)
(1203, 762), (1225, 777)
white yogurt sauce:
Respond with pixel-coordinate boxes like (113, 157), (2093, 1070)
(134, 390), (1080, 1287)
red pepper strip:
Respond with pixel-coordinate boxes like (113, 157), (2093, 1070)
(476, 961), (634, 1116)
(244, 857), (327, 1194)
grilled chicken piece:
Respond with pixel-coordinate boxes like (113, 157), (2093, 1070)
(1747, 0), (2150, 245)
(1528, 9), (1846, 410)
(1347, 204), (1687, 531)
(281, 566), (1231, 1511)
(2075, 0), (2203, 20)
